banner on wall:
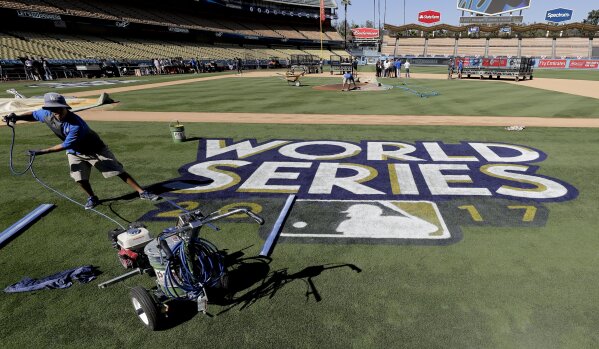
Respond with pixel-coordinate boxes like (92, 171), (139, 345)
(538, 59), (567, 68)
(535, 59), (599, 70)
(482, 58), (508, 67)
(569, 60), (599, 69)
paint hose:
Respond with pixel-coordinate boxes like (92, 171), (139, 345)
(4, 120), (126, 229)
(163, 238), (225, 299)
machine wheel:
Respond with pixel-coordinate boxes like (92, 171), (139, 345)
(515, 76), (519, 82)
(295, 81), (300, 87)
(530, 75), (534, 80)
(131, 286), (161, 330)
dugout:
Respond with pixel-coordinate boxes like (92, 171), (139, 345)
(456, 56), (534, 81)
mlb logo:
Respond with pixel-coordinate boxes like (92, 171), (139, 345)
(280, 200), (452, 244)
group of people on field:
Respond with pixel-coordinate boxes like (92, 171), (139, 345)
(22, 57), (53, 81)
(375, 58), (410, 79)
(448, 58), (464, 79)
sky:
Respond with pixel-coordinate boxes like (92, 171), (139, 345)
(340, 0), (597, 27)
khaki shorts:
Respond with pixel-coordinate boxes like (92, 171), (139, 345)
(67, 147), (124, 182)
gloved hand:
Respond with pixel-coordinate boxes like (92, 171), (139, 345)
(27, 149), (42, 156)
(3, 113), (17, 124)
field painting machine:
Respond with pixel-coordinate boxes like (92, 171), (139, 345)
(99, 206), (265, 330)
(99, 195), (295, 330)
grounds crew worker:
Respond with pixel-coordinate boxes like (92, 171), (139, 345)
(3, 92), (160, 210)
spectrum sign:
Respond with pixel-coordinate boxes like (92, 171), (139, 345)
(418, 10), (441, 24)
(545, 8), (573, 23)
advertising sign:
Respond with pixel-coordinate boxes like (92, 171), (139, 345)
(460, 16), (522, 24)
(418, 10), (441, 24)
(538, 60), (567, 69)
(468, 26), (480, 34)
(482, 58), (508, 67)
(457, 0), (531, 16)
(409, 58), (451, 66)
(17, 10), (61, 21)
(351, 28), (380, 40)
(569, 60), (599, 69)
(545, 8), (573, 23)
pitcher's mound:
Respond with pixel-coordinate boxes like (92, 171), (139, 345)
(313, 82), (392, 92)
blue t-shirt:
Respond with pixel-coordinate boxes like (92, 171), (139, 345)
(32, 109), (105, 155)
(394, 61), (402, 69)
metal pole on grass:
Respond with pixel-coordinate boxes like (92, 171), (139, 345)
(260, 195), (296, 257)
(0, 204), (54, 248)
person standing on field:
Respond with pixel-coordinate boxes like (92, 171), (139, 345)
(3, 93), (160, 210)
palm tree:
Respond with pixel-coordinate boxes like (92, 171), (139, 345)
(341, 0), (351, 50)
(584, 10), (599, 25)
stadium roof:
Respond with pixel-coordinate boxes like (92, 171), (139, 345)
(264, 0), (337, 9)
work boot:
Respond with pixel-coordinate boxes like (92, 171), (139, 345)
(139, 191), (160, 201)
(85, 196), (99, 210)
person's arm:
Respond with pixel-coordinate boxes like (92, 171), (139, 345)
(3, 111), (36, 123)
(31, 123), (80, 155)
(33, 143), (66, 155)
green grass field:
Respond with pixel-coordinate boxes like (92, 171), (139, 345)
(1, 68), (599, 348)
(112, 76), (599, 117)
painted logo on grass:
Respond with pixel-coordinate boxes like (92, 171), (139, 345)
(141, 139), (577, 245)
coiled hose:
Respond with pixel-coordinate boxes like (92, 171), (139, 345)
(163, 238), (225, 299)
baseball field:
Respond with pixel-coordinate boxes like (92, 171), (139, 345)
(1, 68), (598, 348)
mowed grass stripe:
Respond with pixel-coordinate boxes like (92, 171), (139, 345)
(111, 76), (599, 118)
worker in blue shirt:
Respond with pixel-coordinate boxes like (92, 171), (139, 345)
(4, 92), (159, 210)
(342, 71), (356, 91)
(394, 59), (402, 78)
